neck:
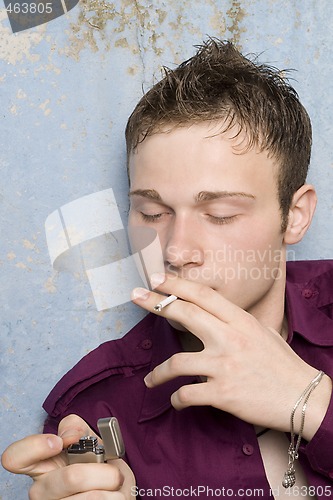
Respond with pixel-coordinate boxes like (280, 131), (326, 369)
(247, 257), (287, 338)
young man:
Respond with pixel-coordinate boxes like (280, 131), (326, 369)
(2, 39), (333, 499)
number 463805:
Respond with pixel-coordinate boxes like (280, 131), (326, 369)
(6, 3), (53, 14)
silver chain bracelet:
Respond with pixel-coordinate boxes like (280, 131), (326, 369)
(282, 370), (325, 488)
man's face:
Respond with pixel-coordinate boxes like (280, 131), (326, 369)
(128, 123), (286, 317)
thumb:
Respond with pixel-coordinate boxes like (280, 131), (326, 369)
(1, 433), (63, 476)
(58, 414), (96, 448)
(1, 415), (96, 478)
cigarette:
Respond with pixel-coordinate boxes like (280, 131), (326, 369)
(153, 294), (178, 312)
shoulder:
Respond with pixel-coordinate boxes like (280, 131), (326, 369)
(43, 313), (156, 420)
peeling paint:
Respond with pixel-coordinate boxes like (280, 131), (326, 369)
(57, 95), (67, 104)
(44, 276), (57, 293)
(0, 1), (248, 65)
(23, 239), (35, 250)
(274, 37), (283, 46)
(127, 65), (139, 75)
(226, 0), (247, 47)
(15, 262), (28, 269)
(16, 89), (27, 99)
(23, 239), (40, 253)
(1, 396), (14, 410)
(9, 104), (18, 115)
(39, 99), (52, 116)
(0, 10), (46, 64)
(209, 4), (227, 35)
(294, 9), (301, 29)
(59, 0), (167, 60)
(115, 37), (129, 48)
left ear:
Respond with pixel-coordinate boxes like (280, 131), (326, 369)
(283, 184), (317, 245)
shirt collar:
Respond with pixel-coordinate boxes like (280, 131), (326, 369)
(286, 266), (333, 346)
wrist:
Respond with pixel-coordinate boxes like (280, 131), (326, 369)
(302, 373), (332, 442)
(282, 370), (329, 488)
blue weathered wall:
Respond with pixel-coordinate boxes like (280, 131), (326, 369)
(1, 1), (332, 497)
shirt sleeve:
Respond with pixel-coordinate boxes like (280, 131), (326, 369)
(302, 384), (333, 479)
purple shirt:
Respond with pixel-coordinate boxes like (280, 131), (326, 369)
(43, 260), (333, 498)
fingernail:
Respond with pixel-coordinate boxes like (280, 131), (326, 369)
(47, 435), (62, 449)
(150, 273), (165, 289)
(144, 372), (152, 387)
(132, 287), (150, 300)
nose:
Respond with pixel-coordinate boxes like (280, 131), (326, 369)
(164, 215), (204, 270)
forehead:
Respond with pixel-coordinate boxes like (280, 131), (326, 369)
(128, 123), (278, 194)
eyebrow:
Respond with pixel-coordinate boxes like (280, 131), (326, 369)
(129, 189), (162, 200)
(195, 191), (256, 202)
(129, 189), (255, 203)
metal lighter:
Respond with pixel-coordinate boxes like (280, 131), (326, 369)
(67, 417), (125, 464)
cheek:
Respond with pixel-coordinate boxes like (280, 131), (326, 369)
(204, 221), (284, 274)
(234, 211), (283, 249)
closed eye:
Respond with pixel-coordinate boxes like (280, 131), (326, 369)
(206, 215), (238, 225)
(140, 212), (167, 222)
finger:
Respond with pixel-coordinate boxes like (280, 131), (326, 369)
(144, 351), (207, 388)
(29, 462), (124, 499)
(171, 382), (213, 410)
(5, 415), (100, 478)
(114, 458), (136, 500)
(150, 273), (243, 324)
(132, 286), (229, 345)
(58, 414), (98, 448)
(1, 434), (63, 475)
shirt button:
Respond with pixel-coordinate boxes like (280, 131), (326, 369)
(242, 444), (254, 456)
(302, 288), (313, 299)
(140, 339), (153, 350)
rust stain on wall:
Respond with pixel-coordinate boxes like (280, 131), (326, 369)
(226, 0), (247, 48)
(59, 0), (248, 61)
(44, 276), (57, 293)
(0, 10), (46, 64)
(61, 0), (167, 60)
(0, 1), (247, 65)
